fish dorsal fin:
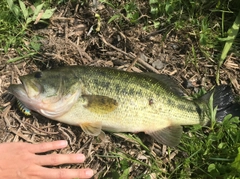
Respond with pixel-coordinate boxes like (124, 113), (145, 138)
(143, 73), (186, 97)
(80, 122), (102, 136)
(146, 125), (183, 147)
(83, 95), (118, 114)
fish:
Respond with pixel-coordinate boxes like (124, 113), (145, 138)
(8, 66), (239, 146)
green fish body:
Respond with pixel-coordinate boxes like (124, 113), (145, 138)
(8, 66), (231, 146)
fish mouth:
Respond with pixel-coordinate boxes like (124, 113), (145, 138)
(8, 77), (41, 98)
(8, 79), (42, 112)
(8, 83), (28, 100)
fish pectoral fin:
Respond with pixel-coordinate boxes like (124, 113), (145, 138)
(146, 125), (183, 147)
(80, 122), (102, 136)
(83, 95), (118, 114)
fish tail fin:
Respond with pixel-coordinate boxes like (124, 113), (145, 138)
(216, 102), (240, 121)
(203, 85), (240, 122)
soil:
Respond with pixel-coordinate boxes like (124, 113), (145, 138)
(0, 1), (239, 178)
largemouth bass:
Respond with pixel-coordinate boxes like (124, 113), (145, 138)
(8, 66), (238, 146)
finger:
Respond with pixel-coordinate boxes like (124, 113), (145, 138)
(34, 167), (94, 179)
(36, 153), (86, 166)
(28, 140), (68, 153)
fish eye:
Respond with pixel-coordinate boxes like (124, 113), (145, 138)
(34, 72), (42, 78)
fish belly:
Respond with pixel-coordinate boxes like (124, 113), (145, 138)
(54, 95), (198, 133)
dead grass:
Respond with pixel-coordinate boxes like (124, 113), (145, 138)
(0, 0), (240, 178)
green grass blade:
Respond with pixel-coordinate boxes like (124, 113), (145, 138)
(216, 10), (240, 84)
(7, 52), (37, 63)
(19, 0), (28, 20)
(220, 11), (240, 64)
(231, 147), (240, 173)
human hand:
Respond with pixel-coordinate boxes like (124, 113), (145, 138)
(0, 140), (94, 179)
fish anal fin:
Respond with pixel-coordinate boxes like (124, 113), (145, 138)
(80, 122), (102, 136)
(146, 125), (183, 147)
(83, 95), (118, 114)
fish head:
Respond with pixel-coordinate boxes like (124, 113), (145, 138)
(8, 70), (81, 118)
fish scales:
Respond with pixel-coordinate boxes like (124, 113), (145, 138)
(76, 66), (203, 122)
(8, 66), (213, 146)
(54, 67), (205, 134)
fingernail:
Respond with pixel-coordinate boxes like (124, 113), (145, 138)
(76, 154), (85, 161)
(85, 169), (94, 177)
(58, 140), (68, 147)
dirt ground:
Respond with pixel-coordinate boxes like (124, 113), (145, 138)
(0, 1), (240, 178)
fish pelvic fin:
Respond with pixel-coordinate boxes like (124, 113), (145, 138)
(146, 125), (183, 147)
(200, 85), (240, 122)
(80, 122), (102, 136)
(82, 95), (118, 114)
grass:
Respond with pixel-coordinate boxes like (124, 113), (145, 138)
(148, 0), (240, 77)
(94, 91), (240, 178)
(0, 0), (55, 61)
(93, 116), (240, 178)
(0, 1), (21, 52)
(1, 0), (240, 178)
(216, 10), (240, 84)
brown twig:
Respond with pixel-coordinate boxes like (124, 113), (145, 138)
(57, 124), (77, 145)
(99, 34), (159, 74)
(24, 122), (59, 135)
(67, 39), (93, 63)
(126, 53), (139, 72)
(7, 126), (36, 143)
